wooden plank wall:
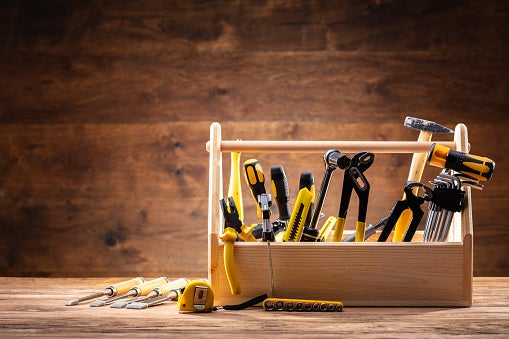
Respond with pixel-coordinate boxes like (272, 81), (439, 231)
(0, 0), (507, 277)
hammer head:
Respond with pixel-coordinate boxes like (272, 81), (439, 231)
(404, 116), (453, 134)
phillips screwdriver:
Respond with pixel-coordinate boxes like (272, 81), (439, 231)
(299, 171), (315, 228)
(89, 277), (168, 307)
(65, 277), (145, 306)
(110, 278), (189, 308)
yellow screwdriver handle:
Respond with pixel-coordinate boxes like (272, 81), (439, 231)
(107, 277), (146, 295)
(220, 228), (241, 295)
(228, 152), (244, 222)
(155, 278), (189, 296)
(243, 159), (266, 219)
(427, 143), (495, 181)
(135, 277), (169, 296)
(332, 217), (346, 242)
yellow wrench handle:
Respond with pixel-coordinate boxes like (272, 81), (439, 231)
(220, 228), (241, 295)
(355, 221), (366, 242)
(107, 277), (145, 295)
(332, 217), (346, 242)
(392, 208), (411, 242)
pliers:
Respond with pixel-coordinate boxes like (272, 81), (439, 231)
(219, 197), (256, 295)
(333, 152), (374, 242)
(377, 181), (433, 242)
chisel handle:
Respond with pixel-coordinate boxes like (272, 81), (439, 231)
(131, 277), (169, 296)
(154, 278), (189, 297)
(107, 277), (146, 295)
(427, 143), (495, 181)
(243, 159), (266, 218)
(271, 165), (291, 221)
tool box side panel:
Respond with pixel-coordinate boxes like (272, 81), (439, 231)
(211, 242), (470, 307)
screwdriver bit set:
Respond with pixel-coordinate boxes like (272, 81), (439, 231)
(206, 120), (495, 307)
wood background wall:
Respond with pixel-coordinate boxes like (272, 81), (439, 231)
(0, 0), (507, 277)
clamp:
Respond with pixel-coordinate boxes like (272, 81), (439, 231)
(378, 181), (433, 242)
(333, 152), (375, 242)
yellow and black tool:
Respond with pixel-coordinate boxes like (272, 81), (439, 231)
(333, 152), (374, 242)
(427, 143), (495, 182)
(228, 152), (244, 222)
(178, 280), (215, 313)
(318, 216), (337, 242)
(65, 277), (146, 306)
(243, 159), (267, 219)
(281, 187), (313, 242)
(271, 165), (291, 228)
(219, 197), (246, 295)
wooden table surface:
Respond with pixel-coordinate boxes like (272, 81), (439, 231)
(0, 277), (507, 338)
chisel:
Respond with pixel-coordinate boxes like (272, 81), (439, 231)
(124, 278), (189, 309)
(65, 277), (146, 306)
(89, 277), (168, 307)
(110, 278), (189, 308)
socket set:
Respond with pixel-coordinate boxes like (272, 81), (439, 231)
(262, 298), (343, 312)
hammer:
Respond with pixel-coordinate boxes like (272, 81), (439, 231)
(392, 116), (454, 242)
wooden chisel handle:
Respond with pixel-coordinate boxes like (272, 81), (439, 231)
(132, 277), (169, 296)
(108, 277), (146, 295)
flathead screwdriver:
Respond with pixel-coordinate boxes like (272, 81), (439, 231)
(65, 277), (146, 306)
(89, 277), (168, 307)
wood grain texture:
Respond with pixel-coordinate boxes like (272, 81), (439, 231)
(0, 277), (507, 337)
(0, 1), (507, 277)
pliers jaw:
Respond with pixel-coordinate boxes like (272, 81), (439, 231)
(220, 197), (243, 233)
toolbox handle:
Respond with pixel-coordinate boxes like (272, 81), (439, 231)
(206, 140), (457, 153)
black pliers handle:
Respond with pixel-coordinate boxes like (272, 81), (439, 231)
(220, 197), (256, 242)
(378, 181), (433, 242)
(333, 152), (375, 242)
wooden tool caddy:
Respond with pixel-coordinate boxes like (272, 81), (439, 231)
(206, 122), (473, 307)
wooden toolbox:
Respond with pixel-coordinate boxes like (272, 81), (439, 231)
(206, 122), (473, 307)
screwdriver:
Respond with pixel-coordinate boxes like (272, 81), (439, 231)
(65, 277), (145, 306)
(271, 165), (291, 226)
(427, 143), (495, 182)
(243, 159), (266, 219)
(89, 277), (168, 307)
(111, 278), (189, 308)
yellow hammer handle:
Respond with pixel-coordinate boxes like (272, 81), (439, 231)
(393, 131), (431, 242)
(220, 228), (241, 295)
(108, 277), (145, 295)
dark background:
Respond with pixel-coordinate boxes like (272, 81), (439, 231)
(0, 0), (507, 277)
